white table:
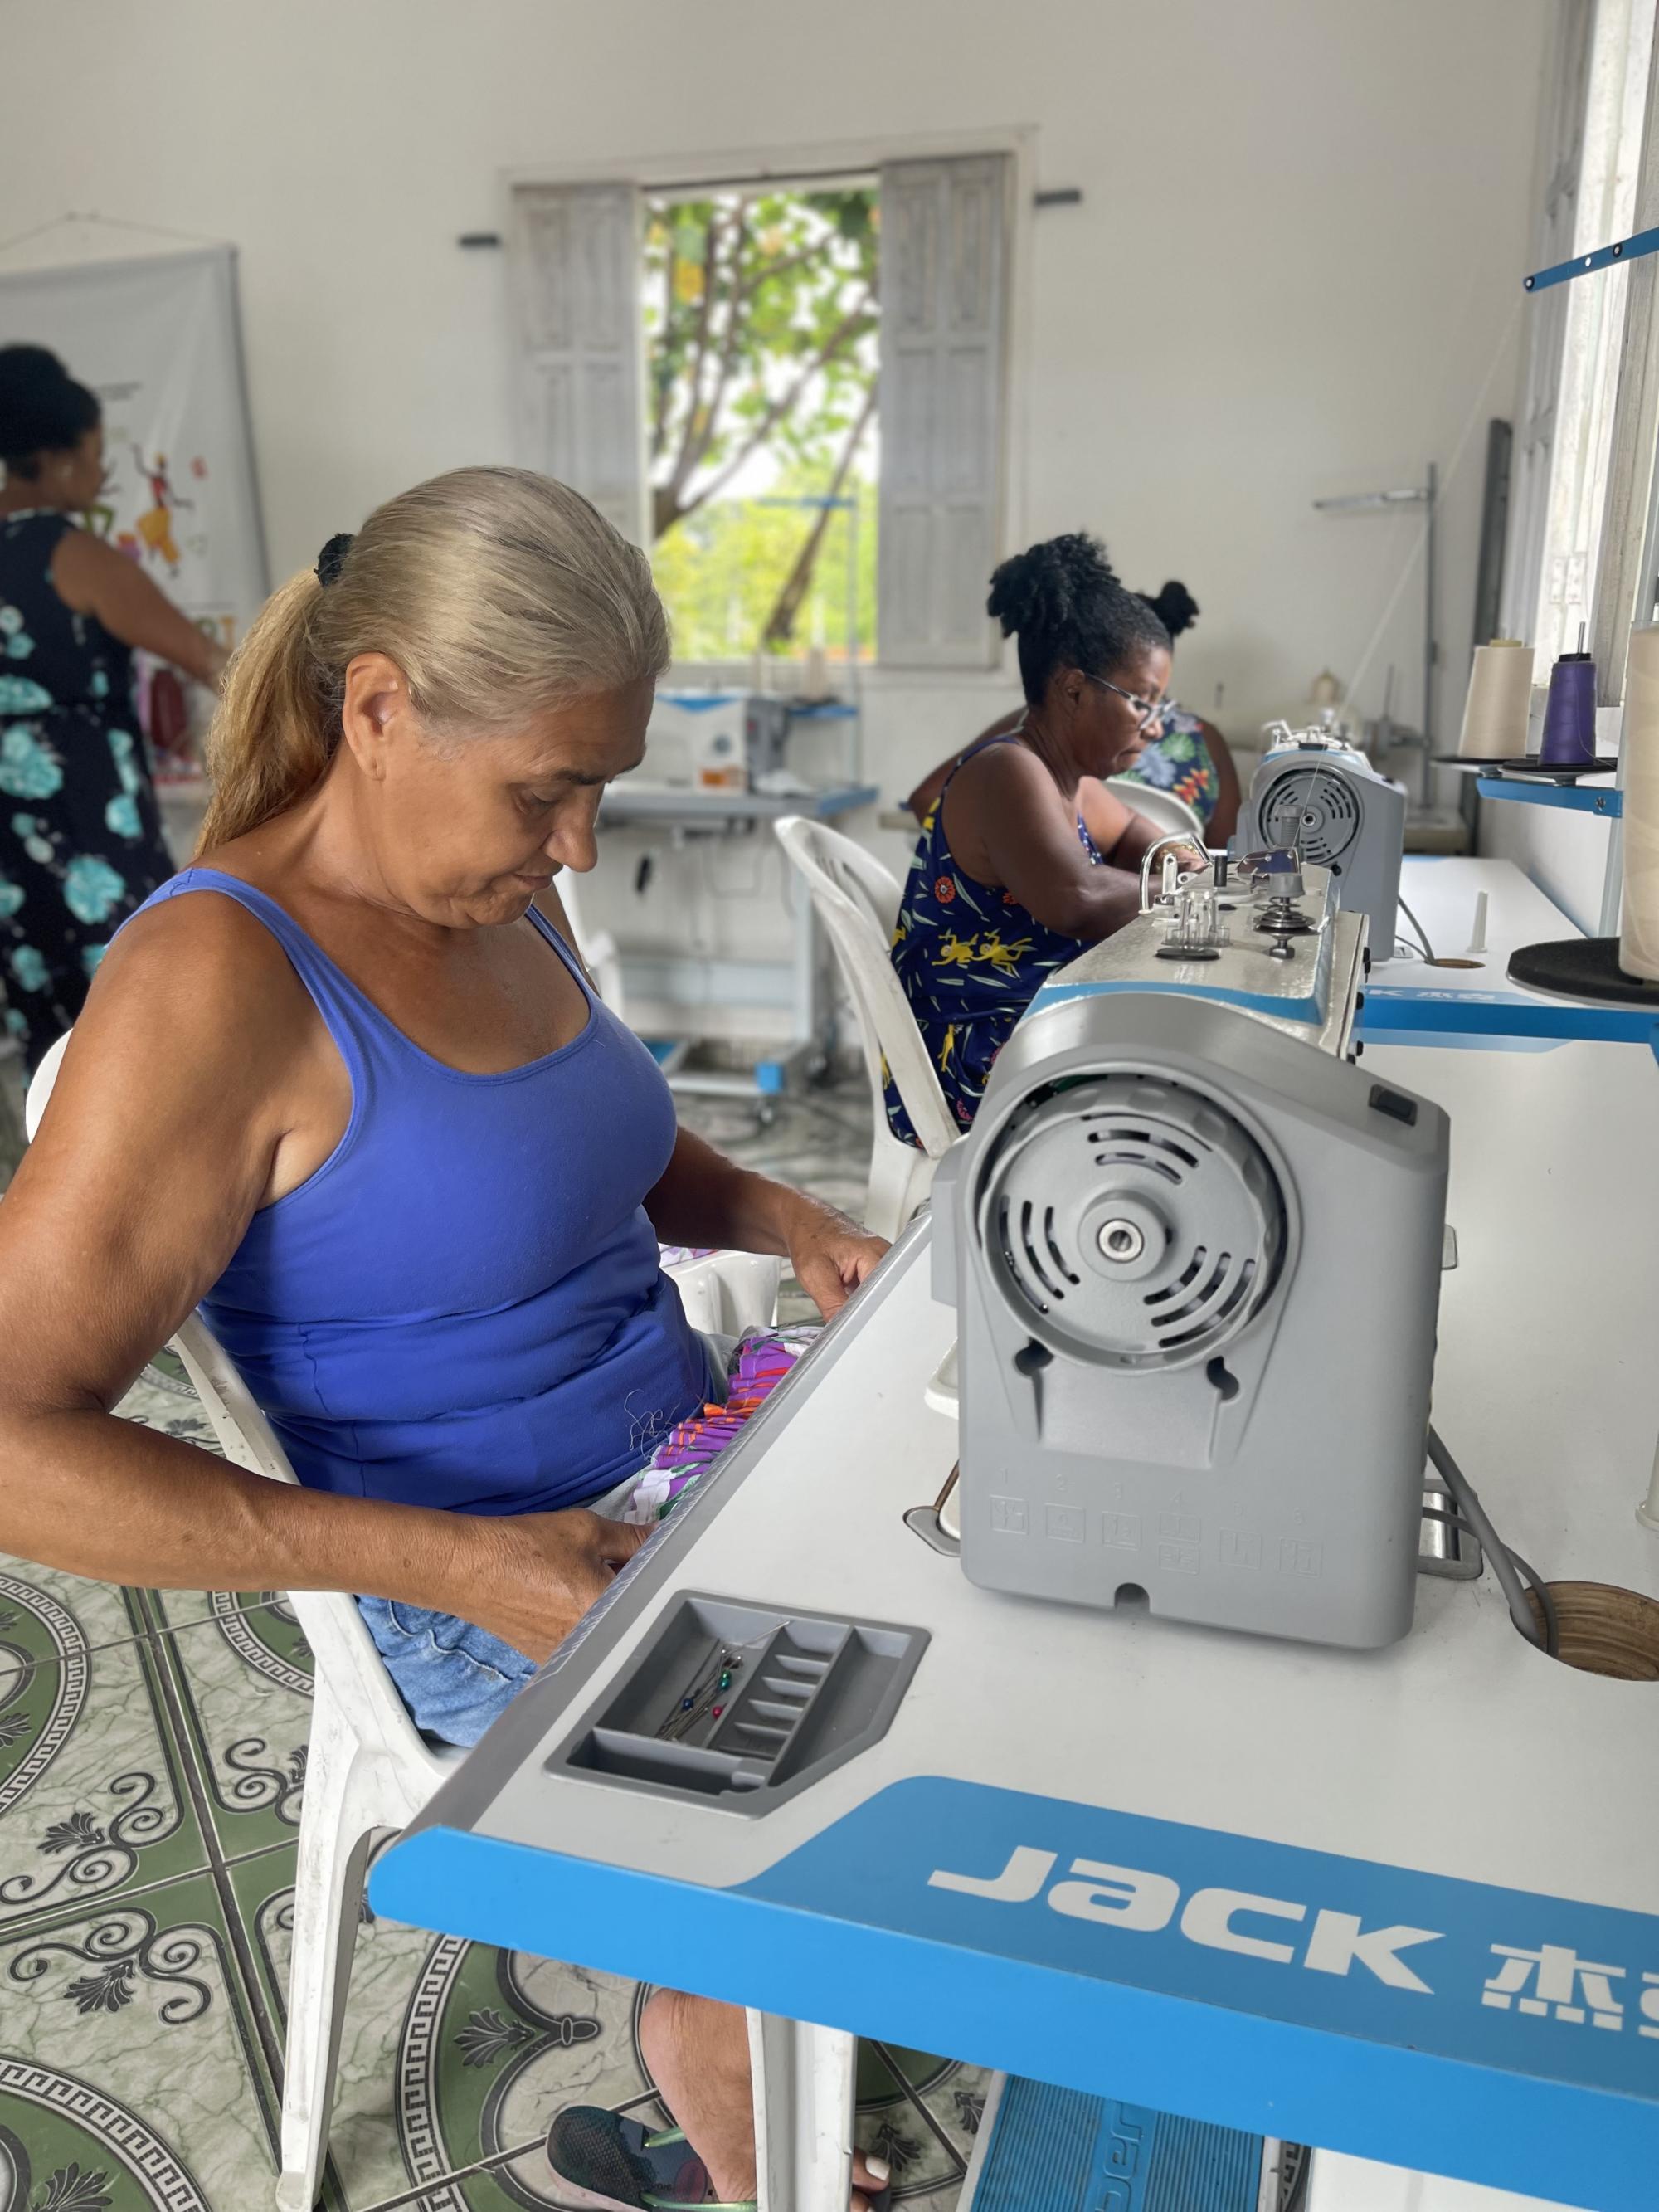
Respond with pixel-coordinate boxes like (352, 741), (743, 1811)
(372, 989), (1659, 2210)
(1364, 857), (1657, 1054)
(592, 782), (880, 1104)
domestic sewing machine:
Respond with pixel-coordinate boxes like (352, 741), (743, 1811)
(932, 853), (1448, 1646)
(1239, 723), (1408, 955)
(631, 689), (796, 794)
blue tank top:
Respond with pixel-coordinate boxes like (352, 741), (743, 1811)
(129, 869), (708, 1514)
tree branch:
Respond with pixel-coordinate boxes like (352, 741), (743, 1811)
(665, 209), (726, 504)
(684, 200), (755, 485)
(734, 236), (824, 305)
(761, 382), (878, 648)
(649, 236), (678, 463)
(671, 293), (875, 526)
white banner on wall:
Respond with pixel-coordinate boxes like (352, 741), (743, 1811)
(0, 244), (269, 656)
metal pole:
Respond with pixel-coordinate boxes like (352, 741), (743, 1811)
(848, 495), (864, 784)
(845, 492), (861, 719)
(1423, 460), (1438, 809)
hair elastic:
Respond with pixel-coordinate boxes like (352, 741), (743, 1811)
(315, 532), (355, 587)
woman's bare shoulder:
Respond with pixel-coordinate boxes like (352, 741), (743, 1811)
(48, 524), (131, 600)
(88, 882), (314, 1064)
(948, 733), (1061, 819)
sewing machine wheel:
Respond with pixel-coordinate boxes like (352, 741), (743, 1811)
(978, 1074), (1286, 1370)
(1258, 764), (1363, 869)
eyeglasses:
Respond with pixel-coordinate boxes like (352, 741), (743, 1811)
(1087, 674), (1172, 730)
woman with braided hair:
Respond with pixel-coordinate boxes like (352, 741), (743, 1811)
(888, 533), (1205, 1143)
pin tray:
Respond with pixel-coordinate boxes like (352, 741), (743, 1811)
(549, 1594), (927, 1814)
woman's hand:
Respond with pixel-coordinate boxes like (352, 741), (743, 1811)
(780, 1195), (889, 1320)
(469, 1508), (652, 1663)
(645, 1128), (889, 1318)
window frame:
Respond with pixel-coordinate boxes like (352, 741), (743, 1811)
(499, 127), (1035, 679)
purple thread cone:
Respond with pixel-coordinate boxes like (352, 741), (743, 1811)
(1539, 652), (1597, 764)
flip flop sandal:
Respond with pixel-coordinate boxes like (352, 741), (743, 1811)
(627, 2122), (893, 2212)
(543, 2107), (892, 2211)
(543, 2107), (753, 2210)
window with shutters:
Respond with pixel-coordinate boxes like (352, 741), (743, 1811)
(506, 153), (1014, 672)
(1507, 0), (1653, 659)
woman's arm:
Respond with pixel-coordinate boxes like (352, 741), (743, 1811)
(646, 1127), (887, 1318)
(1078, 781), (1205, 875)
(51, 529), (228, 689)
(905, 706), (1024, 821)
(0, 905), (639, 1659)
(945, 744), (1154, 943)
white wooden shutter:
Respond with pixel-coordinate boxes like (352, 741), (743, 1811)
(1500, 0), (1594, 642)
(1590, 8), (1659, 690)
(508, 183), (646, 543)
(878, 155), (1011, 668)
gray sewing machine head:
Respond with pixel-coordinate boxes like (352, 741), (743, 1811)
(1239, 724), (1406, 957)
(932, 856), (1447, 1649)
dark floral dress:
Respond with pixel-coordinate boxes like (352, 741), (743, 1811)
(885, 734), (1107, 1145)
(0, 510), (178, 1068)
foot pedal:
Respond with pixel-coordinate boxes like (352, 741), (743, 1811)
(961, 2075), (1263, 2211)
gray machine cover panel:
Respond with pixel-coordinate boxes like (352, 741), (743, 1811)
(1239, 744), (1405, 954)
(935, 992), (1447, 1649)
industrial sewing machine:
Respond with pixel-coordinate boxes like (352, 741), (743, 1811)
(370, 841), (1659, 2212)
(1239, 723), (1408, 955)
(932, 851), (1449, 1648)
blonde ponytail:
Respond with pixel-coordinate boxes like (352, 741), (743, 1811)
(197, 570), (333, 850)
(195, 467), (671, 856)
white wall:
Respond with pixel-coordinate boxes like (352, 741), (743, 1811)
(1480, 797), (1612, 933)
(1476, 704), (1623, 937)
(0, 0), (1551, 733)
(0, 0), (1554, 1016)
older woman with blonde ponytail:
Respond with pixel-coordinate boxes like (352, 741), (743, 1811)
(0, 467), (892, 2212)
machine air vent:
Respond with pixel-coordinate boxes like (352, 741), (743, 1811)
(1259, 763), (1363, 868)
(980, 1074), (1286, 1369)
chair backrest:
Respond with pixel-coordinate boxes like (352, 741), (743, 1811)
(545, 873), (625, 1015)
(775, 816), (956, 1161)
(22, 1030), (71, 1141)
(1106, 777), (1207, 846)
(23, 1030), (443, 1775)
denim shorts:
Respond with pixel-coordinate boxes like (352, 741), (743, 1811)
(357, 1328), (806, 1749)
(354, 1595), (545, 1748)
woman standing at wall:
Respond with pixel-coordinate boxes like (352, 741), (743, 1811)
(0, 344), (226, 1066)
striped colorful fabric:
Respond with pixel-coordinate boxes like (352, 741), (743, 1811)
(622, 1327), (818, 1524)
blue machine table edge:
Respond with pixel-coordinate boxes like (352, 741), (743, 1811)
(371, 1220), (1659, 2212)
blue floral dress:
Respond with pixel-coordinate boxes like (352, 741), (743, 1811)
(885, 733), (1109, 1145)
(0, 510), (177, 1067)
(1119, 706), (1222, 831)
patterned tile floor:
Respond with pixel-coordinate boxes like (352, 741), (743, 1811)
(0, 1075), (989, 2212)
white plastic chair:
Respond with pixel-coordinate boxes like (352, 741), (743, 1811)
(774, 816), (956, 1240)
(23, 1030), (780, 2211)
(1106, 775), (1207, 845)
(543, 871), (626, 1015)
